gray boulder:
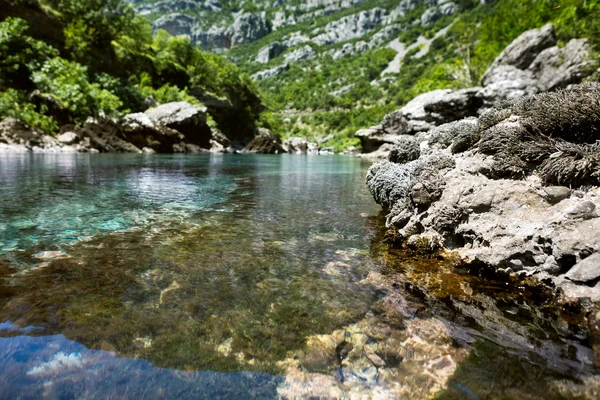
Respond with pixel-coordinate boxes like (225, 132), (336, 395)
(482, 24), (556, 85)
(145, 102), (212, 147)
(242, 128), (286, 154)
(0, 118), (63, 153)
(565, 253), (600, 283)
(529, 38), (596, 92)
(355, 126), (415, 153)
(420, 7), (441, 25)
(282, 137), (319, 154)
(380, 88), (479, 136)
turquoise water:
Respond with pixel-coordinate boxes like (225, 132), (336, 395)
(0, 154), (598, 399)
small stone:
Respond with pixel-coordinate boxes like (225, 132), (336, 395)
(33, 250), (68, 261)
(216, 337), (233, 357)
(565, 253), (600, 283)
(324, 261), (351, 277)
(543, 186), (571, 204)
(363, 345), (386, 368)
(565, 201), (597, 220)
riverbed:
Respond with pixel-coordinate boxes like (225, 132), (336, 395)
(0, 154), (597, 399)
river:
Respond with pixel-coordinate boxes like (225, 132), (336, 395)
(0, 154), (597, 399)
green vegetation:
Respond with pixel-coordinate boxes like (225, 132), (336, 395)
(0, 0), (263, 133)
(225, 0), (599, 151)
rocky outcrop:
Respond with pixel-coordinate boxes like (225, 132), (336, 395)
(0, 100), (242, 154)
(135, 0), (204, 16)
(365, 83), (600, 302)
(311, 8), (387, 46)
(242, 128), (286, 154)
(356, 88), (482, 153)
(144, 102), (211, 147)
(256, 41), (286, 63)
(284, 45), (315, 63)
(227, 12), (271, 46)
(421, 1), (457, 25)
(152, 13), (198, 37)
(282, 137), (319, 154)
(251, 63), (290, 81)
(479, 24), (595, 106)
(358, 24), (597, 157)
(0, 118), (79, 153)
(152, 11), (269, 51)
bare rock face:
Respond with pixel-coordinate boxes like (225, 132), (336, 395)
(0, 118), (67, 153)
(152, 13), (198, 37)
(227, 12), (271, 46)
(365, 83), (600, 301)
(284, 45), (315, 63)
(311, 8), (387, 46)
(255, 41), (286, 63)
(242, 128), (286, 154)
(529, 38), (596, 92)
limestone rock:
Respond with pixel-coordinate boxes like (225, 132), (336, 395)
(256, 41), (286, 63)
(482, 24), (556, 83)
(251, 63), (290, 81)
(529, 38), (597, 92)
(311, 8), (387, 46)
(152, 13), (197, 37)
(284, 45), (315, 63)
(282, 137), (319, 154)
(145, 102), (211, 147)
(542, 186), (572, 205)
(242, 128), (286, 154)
(226, 12), (271, 46)
(565, 254), (600, 283)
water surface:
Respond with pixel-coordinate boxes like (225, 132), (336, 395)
(0, 154), (598, 399)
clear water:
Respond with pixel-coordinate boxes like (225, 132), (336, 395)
(0, 154), (598, 399)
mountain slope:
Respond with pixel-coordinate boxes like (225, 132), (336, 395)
(133, 0), (599, 152)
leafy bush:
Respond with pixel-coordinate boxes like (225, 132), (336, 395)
(0, 88), (59, 132)
(31, 57), (123, 118)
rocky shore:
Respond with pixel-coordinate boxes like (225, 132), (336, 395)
(0, 101), (325, 155)
(361, 22), (600, 304)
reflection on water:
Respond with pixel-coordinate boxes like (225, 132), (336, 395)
(0, 154), (599, 398)
(0, 323), (282, 400)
